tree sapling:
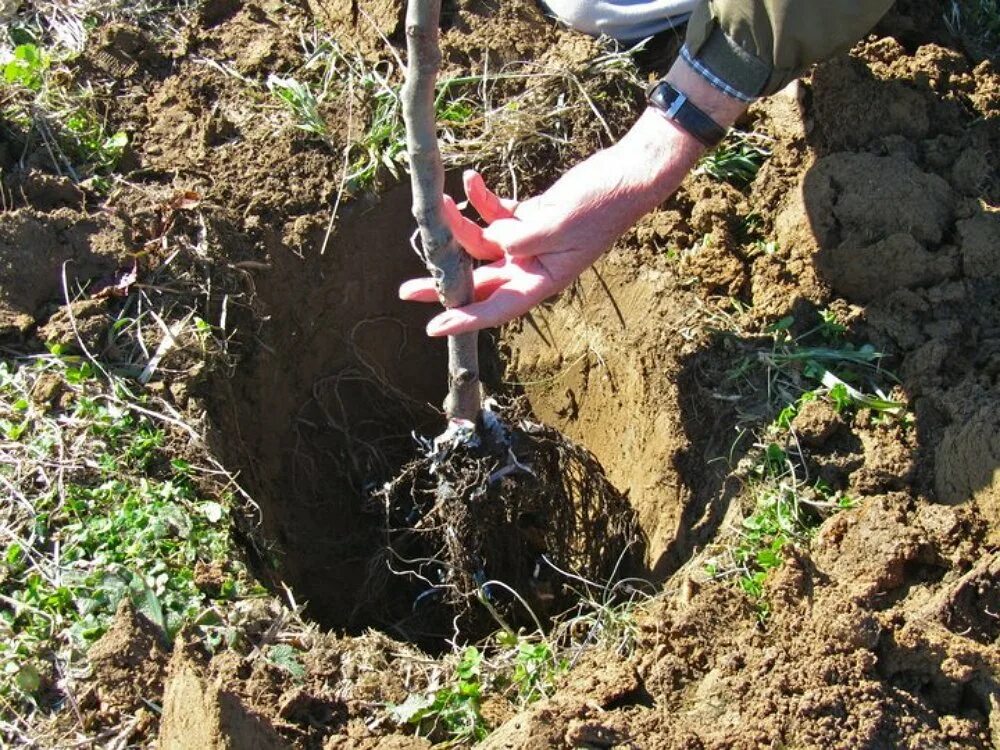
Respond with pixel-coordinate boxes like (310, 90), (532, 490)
(401, 0), (481, 425)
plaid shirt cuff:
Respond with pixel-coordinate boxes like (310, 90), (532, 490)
(679, 43), (758, 103)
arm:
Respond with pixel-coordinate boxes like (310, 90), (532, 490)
(401, 0), (894, 336)
(399, 54), (747, 337)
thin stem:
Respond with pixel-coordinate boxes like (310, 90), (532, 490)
(401, 0), (481, 424)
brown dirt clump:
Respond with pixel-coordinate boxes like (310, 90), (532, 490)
(71, 601), (169, 740)
(159, 640), (288, 750)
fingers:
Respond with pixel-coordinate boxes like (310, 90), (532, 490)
(482, 217), (559, 257)
(464, 170), (517, 223)
(399, 263), (511, 304)
(398, 277), (439, 303)
(426, 285), (542, 337)
(443, 195), (503, 261)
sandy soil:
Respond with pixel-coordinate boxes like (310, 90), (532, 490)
(0, 0), (997, 747)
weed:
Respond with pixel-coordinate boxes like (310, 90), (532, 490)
(392, 646), (489, 745)
(697, 129), (772, 186)
(495, 632), (569, 705)
(3, 43), (49, 90)
(267, 74), (328, 137)
(749, 239), (779, 258)
(387, 555), (644, 744)
(265, 643), (306, 679)
(63, 106), (128, 171)
(0, 353), (246, 723)
(1, 39), (128, 179)
(706, 438), (851, 621)
(707, 311), (908, 619)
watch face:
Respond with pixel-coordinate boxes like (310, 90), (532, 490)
(646, 80), (725, 148)
(648, 81), (677, 110)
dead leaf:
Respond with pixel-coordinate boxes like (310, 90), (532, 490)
(92, 262), (138, 299)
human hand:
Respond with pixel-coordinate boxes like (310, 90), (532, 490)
(399, 162), (647, 337)
(399, 54), (749, 338)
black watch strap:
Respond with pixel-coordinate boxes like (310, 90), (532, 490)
(645, 80), (727, 149)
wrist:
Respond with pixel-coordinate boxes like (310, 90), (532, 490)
(613, 109), (705, 205)
(663, 55), (747, 129)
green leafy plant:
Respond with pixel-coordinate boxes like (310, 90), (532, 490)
(266, 644), (306, 679)
(391, 646), (489, 745)
(1, 41), (129, 178)
(63, 108), (128, 171)
(494, 632), (569, 705)
(0, 356), (244, 713)
(3, 43), (49, 90)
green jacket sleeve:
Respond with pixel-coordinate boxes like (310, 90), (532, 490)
(682, 0), (894, 99)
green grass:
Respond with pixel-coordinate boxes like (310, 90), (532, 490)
(1, 39), (128, 183)
(267, 74), (328, 137)
(705, 310), (907, 619)
(697, 129), (772, 187)
(0, 352), (249, 728)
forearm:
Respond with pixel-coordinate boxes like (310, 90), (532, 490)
(545, 55), (749, 240)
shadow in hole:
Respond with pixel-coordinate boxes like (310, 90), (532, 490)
(206, 179), (455, 635)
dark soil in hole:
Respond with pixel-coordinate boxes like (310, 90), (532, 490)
(208, 179), (642, 643)
(207, 181), (450, 634)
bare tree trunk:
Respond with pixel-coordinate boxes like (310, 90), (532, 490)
(401, 0), (481, 425)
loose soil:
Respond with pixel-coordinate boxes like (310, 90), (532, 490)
(1, 0), (997, 747)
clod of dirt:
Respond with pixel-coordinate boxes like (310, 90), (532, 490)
(478, 656), (642, 750)
(807, 153), (955, 248)
(957, 210), (1000, 279)
(813, 493), (936, 603)
(935, 401), (1000, 545)
(818, 233), (958, 303)
(811, 50), (931, 152)
(934, 552), (1000, 645)
(1, 172), (83, 211)
(0, 209), (114, 339)
(37, 298), (111, 354)
(159, 640), (288, 750)
(790, 399), (843, 448)
(305, 0), (404, 57)
(80, 600), (169, 733)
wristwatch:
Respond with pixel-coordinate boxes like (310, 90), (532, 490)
(645, 80), (726, 149)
